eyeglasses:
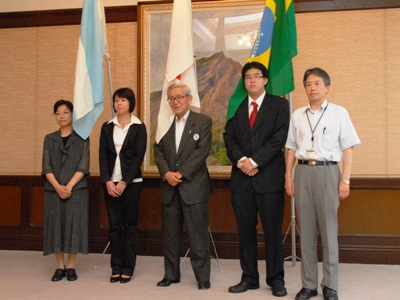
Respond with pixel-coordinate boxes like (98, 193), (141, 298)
(167, 95), (188, 103)
(55, 111), (71, 116)
(244, 74), (264, 81)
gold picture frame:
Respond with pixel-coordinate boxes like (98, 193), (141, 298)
(137, 0), (264, 178)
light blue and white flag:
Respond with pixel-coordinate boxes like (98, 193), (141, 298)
(73, 0), (106, 140)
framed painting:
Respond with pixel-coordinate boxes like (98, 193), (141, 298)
(138, 0), (264, 178)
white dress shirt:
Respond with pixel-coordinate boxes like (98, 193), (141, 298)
(285, 100), (361, 162)
(108, 114), (143, 182)
(237, 92), (266, 168)
(175, 110), (190, 153)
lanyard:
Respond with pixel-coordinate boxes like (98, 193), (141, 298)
(306, 102), (328, 149)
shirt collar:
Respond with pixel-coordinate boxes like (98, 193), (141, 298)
(248, 91), (266, 108)
(175, 109), (191, 123)
(107, 114), (142, 126)
(305, 99), (328, 113)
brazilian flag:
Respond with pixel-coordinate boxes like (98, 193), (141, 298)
(226, 0), (298, 121)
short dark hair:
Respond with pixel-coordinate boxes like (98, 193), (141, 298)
(112, 88), (136, 113)
(53, 99), (73, 114)
(241, 61), (269, 80)
(303, 68), (331, 87)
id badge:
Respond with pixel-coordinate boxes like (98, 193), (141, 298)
(305, 149), (318, 159)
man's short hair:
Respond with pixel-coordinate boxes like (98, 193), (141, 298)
(303, 68), (331, 87)
(241, 61), (269, 80)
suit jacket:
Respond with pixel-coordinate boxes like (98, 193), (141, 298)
(99, 120), (147, 184)
(223, 93), (290, 194)
(154, 110), (212, 205)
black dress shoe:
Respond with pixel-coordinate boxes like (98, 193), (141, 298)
(228, 282), (259, 293)
(198, 281), (211, 290)
(272, 283), (287, 297)
(295, 288), (318, 300)
(323, 287), (338, 300)
(110, 275), (120, 283)
(66, 268), (77, 281)
(156, 278), (180, 287)
(120, 276), (131, 284)
(51, 268), (66, 281)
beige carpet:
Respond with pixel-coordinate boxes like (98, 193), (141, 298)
(0, 250), (398, 300)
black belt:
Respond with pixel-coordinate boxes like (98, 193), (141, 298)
(298, 160), (337, 166)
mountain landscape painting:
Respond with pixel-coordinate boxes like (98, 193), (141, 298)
(139, 1), (265, 176)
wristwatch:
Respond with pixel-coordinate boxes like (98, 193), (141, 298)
(341, 179), (350, 185)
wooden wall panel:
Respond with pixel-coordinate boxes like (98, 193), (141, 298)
(138, 186), (163, 231)
(0, 186), (21, 226)
(386, 9), (400, 175)
(31, 186), (44, 227)
(2, 8), (400, 177)
(0, 176), (400, 264)
(97, 186), (109, 230)
(1, 0), (400, 264)
(291, 9), (400, 177)
(339, 190), (400, 235)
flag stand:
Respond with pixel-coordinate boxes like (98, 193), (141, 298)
(283, 92), (301, 267)
(100, 0), (114, 117)
(94, 1), (115, 267)
(104, 52), (114, 117)
(95, 241), (110, 268)
(180, 227), (223, 273)
(283, 195), (301, 267)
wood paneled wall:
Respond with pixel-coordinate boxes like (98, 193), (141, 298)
(1, 176), (400, 264)
(0, 0), (400, 264)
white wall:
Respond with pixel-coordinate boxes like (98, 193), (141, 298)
(0, 0), (154, 12)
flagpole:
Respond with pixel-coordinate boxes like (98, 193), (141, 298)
(100, 0), (114, 117)
(283, 92), (301, 267)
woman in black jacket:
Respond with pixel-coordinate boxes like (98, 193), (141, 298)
(99, 88), (147, 283)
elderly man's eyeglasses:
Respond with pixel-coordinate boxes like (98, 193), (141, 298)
(244, 74), (264, 81)
(167, 95), (188, 103)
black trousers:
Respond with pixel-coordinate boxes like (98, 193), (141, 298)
(231, 185), (285, 287)
(104, 182), (142, 276)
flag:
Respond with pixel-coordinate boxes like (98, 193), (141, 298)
(226, 0), (297, 121)
(155, 0), (200, 143)
(73, 0), (106, 140)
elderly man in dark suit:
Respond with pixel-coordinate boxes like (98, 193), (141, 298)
(154, 82), (212, 290)
(224, 61), (290, 297)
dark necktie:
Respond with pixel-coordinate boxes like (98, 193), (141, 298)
(249, 101), (258, 129)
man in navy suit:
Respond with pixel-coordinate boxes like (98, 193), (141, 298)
(154, 82), (212, 290)
(224, 61), (290, 297)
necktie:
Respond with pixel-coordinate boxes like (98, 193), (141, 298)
(249, 101), (258, 129)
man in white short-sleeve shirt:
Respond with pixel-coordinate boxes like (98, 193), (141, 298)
(285, 68), (360, 300)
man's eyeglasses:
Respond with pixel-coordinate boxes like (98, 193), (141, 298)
(167, 95), (189, 103)
(244, 75), (264, 81)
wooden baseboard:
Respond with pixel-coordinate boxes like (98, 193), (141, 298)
(2, 231), (399, 265)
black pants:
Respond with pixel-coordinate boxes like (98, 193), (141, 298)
(231, 186), (285, 287)
(104, 182), (142, 276)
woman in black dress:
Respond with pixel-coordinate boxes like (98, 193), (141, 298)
(99, 88), (147, 283)
(42, 100), (90, 281)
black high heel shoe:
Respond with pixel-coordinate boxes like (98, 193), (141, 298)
(120, 275), (131, 283)
(51, 268), (66, 281)
(110, 274), (121, 283)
